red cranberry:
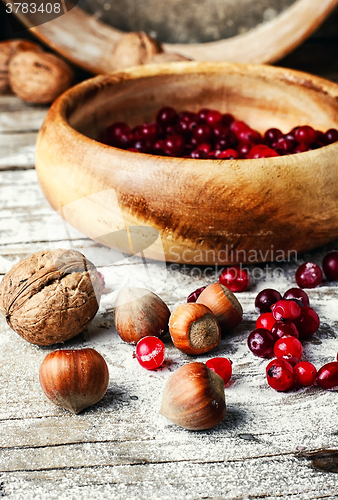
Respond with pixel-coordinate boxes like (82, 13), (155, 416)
(325, 128), (338, 144)
(197, 108), (210, 123)
(316, 362), (338, 390)
(153, 139), (166, 155)
(187, 286), (207, 302)
(293, 143), (310, 154)
(293, 306), (320, 339)
(266, 358), (294, 391)
(256, 312), (275, 331)
(283, 288), (310, 307)
(212, 124), (231, 140)
(237, 140), (254, 158)
(295, 126), (317, 146)
(222, 113), (235, 127)
(107, 122), (132, 148)
(132, 139), (153, 153)
(248, 145), (278, 159)
(192, 124), (212, 144)
(136, 336), (165, 370)
(322, 250), (338, 281)
(206, 110), (222, 126)
(190, 149), (208, 159)
(196, 143), (212, 154)
(218, 149), (239, 159)
(295, 262), (323, 289)
(230, 120), (250, 136)
(294, 361), (317, 386)
(133, 123), (158, 142)
(264, 128), (283, 146)
(215, 131), (238, 150)
(205, 357), (232, 384)
(164, 135), (185, 156)
(156, 106), (177, 127)
(271, 320), (299, 339)
(273, 336), (303, 360)
(247, 328), (277, 358)
(255, 288), (282, 313)
(271, 299), (301, 321)
(219, 265), (250, 292)
(274, 137), (295, 155)
(280, 355), (300, 367)
(238, 128), (262, 144)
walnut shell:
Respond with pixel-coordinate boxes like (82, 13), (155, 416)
(0, 39), (42, 93)
(8, 51), (74, 104)
(111, 32), (163, 70)
(0, 249), (101, 346)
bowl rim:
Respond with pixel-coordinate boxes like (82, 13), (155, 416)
(51, 60), (338, 168)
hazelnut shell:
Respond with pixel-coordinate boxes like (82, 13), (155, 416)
(114, 286), (170, 344)
(0, 249), (101, 345)
(160, 361), (226, 430)
(197, 282), (243, 331)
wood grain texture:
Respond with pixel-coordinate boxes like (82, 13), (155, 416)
(7, 0), (338, 72)
(35, 61), (338, 264)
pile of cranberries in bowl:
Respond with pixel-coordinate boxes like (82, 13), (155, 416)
(98, 106), (338, 159)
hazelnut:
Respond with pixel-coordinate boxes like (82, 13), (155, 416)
(0, 39), (42, 93)
(196, 282), (243, 331)
(0, 249), (101, 345)
(114, 286), (170, 344)
(169, 302), (221, 355)
(39, 348), (109, 414)
(160, 361), (226, 430)
(110, 32), (162, 71)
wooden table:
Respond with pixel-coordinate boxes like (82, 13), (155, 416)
(1, 11), (338, 499)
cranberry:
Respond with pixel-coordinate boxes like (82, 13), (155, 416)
(295, 126), (317, 146)
(295, 262), (323, 289)
(193, 124), (212, 144)
(237, 128), (262, 144)
(212, 124), (231, 140)
(271, 320), (299, 339)
(196, 143), (212, 154)
(293, 143), (310, 154)
(215, 131), (238, 150)
(221, 113), (235, 127)
(218, 149), (239, 159)
(133, 123), (158, 142)
(107, 122), (132, 148)
(132, 139), (153, 153)
(256, 312), (276, 331)
(247, 328), (277, 358)
(280, 355), (300, 367)
(266, 358), (294, 391)
(293, 306), (320, 339)
(271, 299), (301, 321)
(197, 108), (210, 122)
(264, 128), (283, 146)
(230, 120), (251, 136)
(136, 336), (165, 370)
(237, 141), (254, 158)
(219, 265), (250, 292)
(294, 361), (317, 386)
(325, 128), (338, 145)
(283, 288), (310, 307)
(164, 135), (185, 156)
(206, 110), (222, 126)
(255, 288), (282, 313)
(187, 286), (207, 303)
(190, 149), (208, 159)
(316, 362), (338, 390)
(274, 137), (295, 155)
(273, 336), (303, 360)
(322, 250), (338, 281)
(205, 357), (232, 384)
(153, 139), (166, 155)
(156, 106), (177, 126)
(248, 145), (278, 159)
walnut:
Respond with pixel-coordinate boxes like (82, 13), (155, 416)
(0, 39), (42, 93)
(8, 50), (74, 104)
(0, 249), (101, 346)
(111, 32), (163, 70)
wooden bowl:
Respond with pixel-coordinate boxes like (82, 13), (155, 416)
(8, 0), (338, 72)
(35, 61), (338, 265)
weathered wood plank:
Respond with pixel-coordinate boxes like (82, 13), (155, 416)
(0, 132), (37, 170)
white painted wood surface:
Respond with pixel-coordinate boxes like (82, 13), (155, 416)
(1, 56), (338, 500)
